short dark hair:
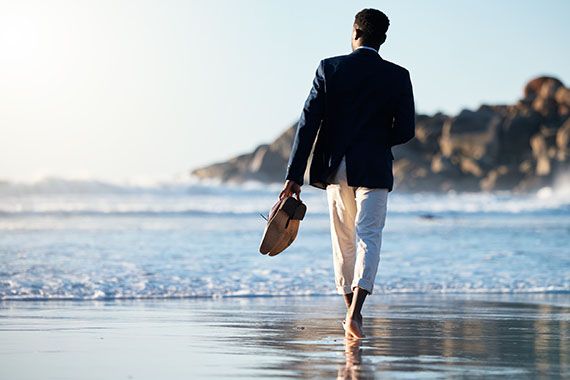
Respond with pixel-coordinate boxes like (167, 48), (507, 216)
(354, 9), (390, 47)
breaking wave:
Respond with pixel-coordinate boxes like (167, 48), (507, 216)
(0, 177), (568, 216)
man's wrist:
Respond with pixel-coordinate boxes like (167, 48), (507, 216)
(285, 176), (303, 186)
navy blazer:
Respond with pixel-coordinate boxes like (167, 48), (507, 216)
(285, 47), (415, 191)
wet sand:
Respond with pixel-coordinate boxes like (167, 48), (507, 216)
(1, 294), (568, 379)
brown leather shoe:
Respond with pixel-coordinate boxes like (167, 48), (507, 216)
(259, 196), (306, 256)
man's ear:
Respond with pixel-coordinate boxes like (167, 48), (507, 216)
(354, 27), (364, 41)
(379, 34), (387, 45)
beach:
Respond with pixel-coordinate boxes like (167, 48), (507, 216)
(1, 181), (569, 378)
(1, 1), (569, 378)
(1, 294), (568, 379)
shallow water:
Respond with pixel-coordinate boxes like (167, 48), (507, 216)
(0, 179), (569, 300)
(1, 295), (568, 379)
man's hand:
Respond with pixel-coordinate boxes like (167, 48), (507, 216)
(279, 180), (302, 201)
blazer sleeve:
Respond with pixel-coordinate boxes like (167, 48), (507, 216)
(285, 60), (326, 185)
(389, 69), (415, 147)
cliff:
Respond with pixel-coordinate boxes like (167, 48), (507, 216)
(191, 77), (570, 192)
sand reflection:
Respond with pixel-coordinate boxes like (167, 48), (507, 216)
(211, 296), (570, 378)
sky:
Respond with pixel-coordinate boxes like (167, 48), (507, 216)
(0, 0), (569, 182)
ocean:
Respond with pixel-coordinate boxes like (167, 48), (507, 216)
(1, 178), (569, 300)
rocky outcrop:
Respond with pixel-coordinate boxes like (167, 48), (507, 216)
(191, 126), (296, 183)
(191, 76), (570, 192)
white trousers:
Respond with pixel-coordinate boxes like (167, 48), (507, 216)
(325, 156), (388, 295)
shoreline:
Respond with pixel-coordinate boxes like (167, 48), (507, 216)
(2, 291), (570, 304)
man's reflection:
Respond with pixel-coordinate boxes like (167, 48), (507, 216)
(337, 337), (376, 380)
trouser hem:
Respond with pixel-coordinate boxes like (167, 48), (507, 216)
(336, 285), (354, 295)
(351, 280), (374, 295)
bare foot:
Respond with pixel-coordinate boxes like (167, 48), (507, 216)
(342, 314), (365, 339)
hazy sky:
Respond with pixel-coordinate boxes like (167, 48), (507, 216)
(1, 0), (569, 181)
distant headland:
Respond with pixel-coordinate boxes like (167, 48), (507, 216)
(191, 77), (569, 192)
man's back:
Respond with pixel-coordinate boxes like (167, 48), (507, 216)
(284, 46), (415, 191)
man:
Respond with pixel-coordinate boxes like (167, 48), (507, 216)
(279, 8), (415, 339)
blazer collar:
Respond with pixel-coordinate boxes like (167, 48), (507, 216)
(351, 46), (382, 58)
